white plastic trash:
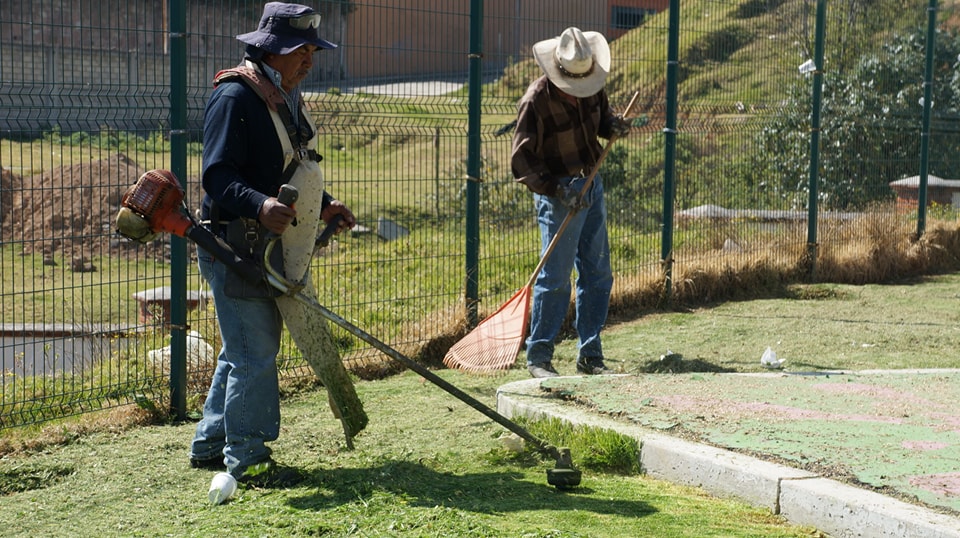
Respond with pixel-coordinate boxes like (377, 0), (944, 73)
(760, 347), (785, 369)
(208, 472), (237, 505)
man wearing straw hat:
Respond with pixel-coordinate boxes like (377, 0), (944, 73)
(511, 27), (631, 378)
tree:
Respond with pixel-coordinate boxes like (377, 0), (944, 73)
(756, 27), (960, 210)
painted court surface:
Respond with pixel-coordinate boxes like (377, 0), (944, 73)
(538, 369), (960, 515)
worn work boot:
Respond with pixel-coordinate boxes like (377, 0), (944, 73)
(235, 458), (305, 489)
(189, 456), (225, 471)
(527, 362), (560, 378)
(576, 356), (613, 375)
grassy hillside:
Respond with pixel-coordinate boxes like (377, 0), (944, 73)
(495, 0), (928, 114)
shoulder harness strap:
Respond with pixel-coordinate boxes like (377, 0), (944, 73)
(213, 63), (303, 149)
(209, 63), (325, 214)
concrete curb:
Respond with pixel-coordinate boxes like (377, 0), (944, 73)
(497, 377), (960, 538)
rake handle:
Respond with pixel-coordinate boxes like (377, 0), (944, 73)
(523, 91), (641, 290)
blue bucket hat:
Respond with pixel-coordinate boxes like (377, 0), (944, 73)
(236, 2), (336, 55)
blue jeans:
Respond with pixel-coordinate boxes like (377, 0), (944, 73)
(526, 174), (613, 366)
(190, 249), (283, 476)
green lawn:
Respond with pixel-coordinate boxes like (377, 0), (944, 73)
(7, 272), (960, 536)
(0, 369), (821, 538)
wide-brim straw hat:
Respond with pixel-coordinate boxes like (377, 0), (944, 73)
(236, 2), (336, 55)
(532, 27), (610, 98)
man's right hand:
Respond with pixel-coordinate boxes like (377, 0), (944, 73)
(259, 197), (297, 235)
(610, 114), (632, 138)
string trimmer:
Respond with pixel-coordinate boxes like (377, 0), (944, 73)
(116, 169), (368, 446)
(116, 169), (582, 489)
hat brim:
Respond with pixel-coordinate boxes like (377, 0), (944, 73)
(237, 30), (337, 55)
(532, 31), (610, 98)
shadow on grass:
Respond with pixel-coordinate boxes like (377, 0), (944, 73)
(285, 459), (655, 517)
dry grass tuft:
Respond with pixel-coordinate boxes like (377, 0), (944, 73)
(608, 270), (670, 320)
(341, 303), (472, 378)
(0, 404), (159, 457)
(343, 348), (411, 380)
(919, 221), (960, 271)
(398, 303), (472, 368)
(813, 209), (951, 284)
(662, 209), (960, 309)
(370, 209), (960, 368)
(671, 250), (802, 306)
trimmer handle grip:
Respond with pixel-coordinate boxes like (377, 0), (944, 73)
(277, 184), (299, 206)
(316, 214), (344, 248)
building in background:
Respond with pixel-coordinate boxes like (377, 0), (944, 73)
(890, 175), (960, 211)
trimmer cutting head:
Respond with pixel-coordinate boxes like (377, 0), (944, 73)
(544, 446), (581, 489)
(546, 467), (582, 489)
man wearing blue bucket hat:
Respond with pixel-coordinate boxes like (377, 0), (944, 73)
(189, 2), (357, 489)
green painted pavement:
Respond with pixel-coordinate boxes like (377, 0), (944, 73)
(540, 369), (960, 515)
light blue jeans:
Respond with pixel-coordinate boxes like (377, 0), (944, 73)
(526, 174), (613, 366)
(190, 249), (283, 476)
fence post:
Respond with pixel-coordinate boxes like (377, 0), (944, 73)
(917, 0), (939, 238)
(168, 0), (188, 420)
(44, 47), (58, 130)
(660, 0), (680, 299)
(464, 0), (483, 327)
(434, 126), (441, 219)
(805, 0), (827, 280)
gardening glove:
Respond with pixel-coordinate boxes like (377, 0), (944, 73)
(610, 114), (632, 138)
(555, 183), (583, 212)
(555, 175), (588, 212)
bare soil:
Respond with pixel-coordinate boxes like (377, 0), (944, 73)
(0, 153), (169, 262)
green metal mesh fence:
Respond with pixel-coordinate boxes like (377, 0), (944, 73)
(2, 0), (959, 429)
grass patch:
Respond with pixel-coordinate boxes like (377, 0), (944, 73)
(7, 261), (957, 534)
(485, 416), (641, 476)
(0, 462), (74, 494)
(591, 272), (960, 375)
(521, 416), (642, 475)
(0, 243), (183, 325)
(785, 283), (853, 300)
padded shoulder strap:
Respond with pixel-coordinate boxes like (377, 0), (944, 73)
(211, 61), (322, 188)
(213, 63), (284, 113)
(213, 61), (308, 151)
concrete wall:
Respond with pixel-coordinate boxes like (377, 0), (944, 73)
(0, 0), (345, 135)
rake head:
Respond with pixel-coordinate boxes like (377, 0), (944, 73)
(442, 286), (532, 373)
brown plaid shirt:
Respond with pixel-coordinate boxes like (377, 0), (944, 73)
(511, 75), (616, 195)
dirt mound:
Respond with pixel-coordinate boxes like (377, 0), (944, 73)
(0, 153), (164, 260)
(0, 167), (20, 228)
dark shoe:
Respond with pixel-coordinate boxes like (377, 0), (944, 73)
(189, 456), (225, 471)
(528, 362), (560, 378)
(236, 458), (304, 488)
(576, 356), (613, 375)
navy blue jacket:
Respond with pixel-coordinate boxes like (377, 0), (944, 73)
(200, 77), (305, 222)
